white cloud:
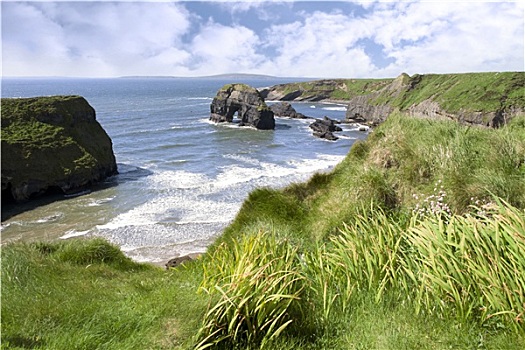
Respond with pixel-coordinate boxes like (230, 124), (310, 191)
(371, 1), (525, 76)
(1, 1), (523, 78)
(260, 11), (377, 77)
(2, 2), (193, 76)
(188, 21), (265, 75)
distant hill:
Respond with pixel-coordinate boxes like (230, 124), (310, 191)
(118, 73), (309, 80)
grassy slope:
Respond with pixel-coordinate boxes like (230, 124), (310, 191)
(1, 239), (207, 349)
(3, 115), (524, 349)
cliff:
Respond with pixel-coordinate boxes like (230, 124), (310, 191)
(260, 72), (525, 127)
(1, 95), (118, 203)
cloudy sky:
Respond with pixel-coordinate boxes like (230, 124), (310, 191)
(2, 0), (524, 78)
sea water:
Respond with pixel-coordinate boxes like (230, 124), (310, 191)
(1, 77), (367, 264)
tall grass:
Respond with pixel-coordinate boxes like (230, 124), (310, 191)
(406, 199), (525, 329)
(193, 199), (524, 350)
(309, 199), (525, 333)
(196, 232), (306, 349)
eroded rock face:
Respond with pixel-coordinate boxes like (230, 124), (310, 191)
(1, 95), (118, 203)
(210, 84), (275, 130)
(345, 73), (525, 127)
(345, 93), (394, 126)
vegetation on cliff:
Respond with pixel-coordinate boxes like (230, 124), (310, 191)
(262, 72), (525, 125)
(2, 114), (524, 349)
(1, 96), (117, 202)
(367, 72), (525, 114)
(261, 78), (392, 101)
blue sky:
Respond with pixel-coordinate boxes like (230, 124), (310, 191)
(2, 1), (524, 78)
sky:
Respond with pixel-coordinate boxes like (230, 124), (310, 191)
(2, 0), (524, 78)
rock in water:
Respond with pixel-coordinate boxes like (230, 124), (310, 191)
(269, 101), (309, 119)
(210, 83), (275, 130)
(309, 116), (342, 141)
(1, 95), (118, 203)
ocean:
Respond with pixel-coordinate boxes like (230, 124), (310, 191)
(1, 77), (367, 264)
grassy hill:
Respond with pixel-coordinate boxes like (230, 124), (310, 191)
(2, 114), (524, 349)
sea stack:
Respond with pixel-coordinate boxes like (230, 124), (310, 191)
(1, 95), (118, 203)
(210, 83), (275, 130)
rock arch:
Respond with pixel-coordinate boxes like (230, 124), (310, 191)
(210, 84), (275, 130)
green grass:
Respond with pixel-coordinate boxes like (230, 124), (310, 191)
(196, 200), (525, 349)
(2, 115), (525, 349)
(1, 238), (207, 349)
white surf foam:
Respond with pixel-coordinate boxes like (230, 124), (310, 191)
(95, 152), (346, 260)
(149, 170), (211, 190)
(87, 196), (115, 207)
(60, 229), (90, 239)
(322, 106), (347, 112)
(35, 213), (63, 223)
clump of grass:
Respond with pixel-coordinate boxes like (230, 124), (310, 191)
(406, 198), (525, 330)
(196, 232), (306, 349)
(317, 199), (525, 332)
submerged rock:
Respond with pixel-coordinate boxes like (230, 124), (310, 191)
(1, 95), (118, 203)
(210, 83), (275, 130)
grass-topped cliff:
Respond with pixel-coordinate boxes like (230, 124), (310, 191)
(1, 96), (117, 203)
(2, 114), (524, 349)
(261, 72), (525, 126)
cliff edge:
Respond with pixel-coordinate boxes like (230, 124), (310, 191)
(1, 95), (118, 203)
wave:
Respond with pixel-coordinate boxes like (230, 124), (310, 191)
(60, 229), (90, 239)
(187, 97), (213, 100)
(35, 213), (63, 223)
(87, 196), (115, 207)
(95, 153), (343, 233)
(322, 106), (347, 112)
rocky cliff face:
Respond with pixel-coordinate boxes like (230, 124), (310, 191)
(344, 73), (523, 127)
(1, 95), (118, 203)
(210, 84), (275, 130)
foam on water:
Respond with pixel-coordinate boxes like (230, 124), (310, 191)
(322, 106), (348, 112)
(93, 152), (345, 261)
(1, 77), (368, 264)
(87, 196), (115, 207)
(60, 230), (90, 239)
